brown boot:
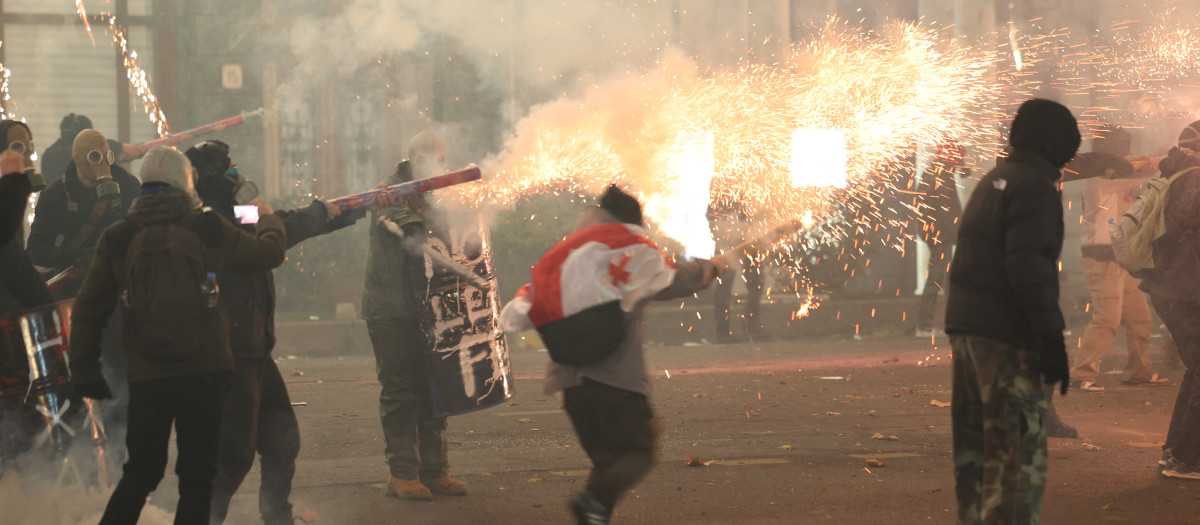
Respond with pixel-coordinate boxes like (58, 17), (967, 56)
(384, 476), (432, 500)
(423, 475), (468, 495)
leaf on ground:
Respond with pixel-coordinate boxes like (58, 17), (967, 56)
(930, 400), (951, 408)
(826, 411), (842, 416)
(1083, 442), (1103, 452)
(746, 409), (761, 417)
(779, 444), (796, 451)
(528, 475), (543, 482)
(289, 370), (304, 377)
(1101, 502), (1113, 511)
(692, 393), (706, 398)
(871, 432), (900, 441)
(685, 454), (712, 467)
(865, 459), (889, 467)
(516, 418), (533, 423)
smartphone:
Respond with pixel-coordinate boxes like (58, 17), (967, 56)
(233, 205), (259, 225)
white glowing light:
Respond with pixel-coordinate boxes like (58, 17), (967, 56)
(790, 128), (847, 188)
(646, 130), (715, 258)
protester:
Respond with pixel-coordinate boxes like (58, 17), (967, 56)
(914, 141), (965, 337)
(0, 127), (35, 246)
(502, 185), (727, 525)
(707, 197), (765, 343)
(361, 131), (469, 501)
(1140, 120), (1200, 479)
(39, 113), (133, 179)
(1064, 125), (1165, 392)
(190, 140), (382, 525)
(946, 99), (1080, 523)
(0, 149), (53, 315)
(69, 146), (287, 525)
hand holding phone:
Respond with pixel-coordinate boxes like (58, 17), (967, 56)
(234, 205), (260, 225)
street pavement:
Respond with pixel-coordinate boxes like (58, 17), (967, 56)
(203, 335), (1197, 524)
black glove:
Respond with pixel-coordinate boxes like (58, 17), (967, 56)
(73, 378), (113, 400)
(1036, 332), (1069, 395)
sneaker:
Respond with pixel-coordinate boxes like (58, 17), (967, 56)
(1123, 373), (1170, 386)
(1069, 381), (1105, 393)
(1160, 448), (1174, 467)
(384, 476), (432, 500)
(569, 492), (611, 525)
(422, 475), (468, 495)
(1162, 458), (1200, 480)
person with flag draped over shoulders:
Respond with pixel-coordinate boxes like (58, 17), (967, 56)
(501, 185), (728, 525)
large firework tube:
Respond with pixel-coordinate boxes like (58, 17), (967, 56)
(327, 166), (482, 213)
(122, 108), (265, 159)
(720, 219), (806, 260)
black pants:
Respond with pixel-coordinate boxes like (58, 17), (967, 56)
(713, 258), (764, 338)
(1152, 296), (1200, 466)
(209, 358), (300, 525)
(563, 379), (656, 510)
(100, 371), (230, 525)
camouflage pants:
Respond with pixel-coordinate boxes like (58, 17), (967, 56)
(951, 334), (1048, 525)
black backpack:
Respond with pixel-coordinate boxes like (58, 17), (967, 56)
(115, 212), (222, 362)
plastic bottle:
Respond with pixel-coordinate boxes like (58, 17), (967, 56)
(1108, 218), (1123, 240)
(201, 272), (220, 308)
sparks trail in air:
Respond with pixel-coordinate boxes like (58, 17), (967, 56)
(74, 1), (170, 136)
(0, 44), (15, 121)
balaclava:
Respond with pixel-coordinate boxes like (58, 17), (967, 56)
(72, 129), (120, 201)
(409, 131), (446, 180)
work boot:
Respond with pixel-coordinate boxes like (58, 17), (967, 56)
(422, 475), (468, 495)
(384, 476), (432, 500)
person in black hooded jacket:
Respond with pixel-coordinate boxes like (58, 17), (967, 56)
(185, 140), (381, 525)
(946, 99), (1080, 524)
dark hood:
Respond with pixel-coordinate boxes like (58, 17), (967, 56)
(1008, 99), (1081, 169)
(127, 186), (196, 226)
(1158, 146), (1200, 177)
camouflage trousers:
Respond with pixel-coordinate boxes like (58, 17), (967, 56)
(951, 334), (1048, 525)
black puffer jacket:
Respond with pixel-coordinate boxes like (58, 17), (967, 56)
(219, 202), (364, 358)
(945, 100), (1079, 348)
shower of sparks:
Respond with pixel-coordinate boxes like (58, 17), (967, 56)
(0, 57), (15, 120)
(75, 1), (170, 136)
(76, 0), (96, 46)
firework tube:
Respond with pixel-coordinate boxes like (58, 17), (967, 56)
(122, 108), (265, 159)
(327, 166), (482, 213)
(719, 219), (806, 260)
(45, 266), (84, 296)
(379, 217), (491, 291)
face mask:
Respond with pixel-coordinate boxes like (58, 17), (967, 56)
(227, 166), (259, 205)
(72, 129), (120, 201)
(6, 137), (46, 191)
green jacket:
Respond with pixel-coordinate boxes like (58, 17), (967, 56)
(70, 187), (287, 384)
(361, 161), (431, 322)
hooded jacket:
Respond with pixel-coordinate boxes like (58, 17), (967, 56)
(945, 100), (1079, 348)
(361, 160), (438, 322)
(27, 161), (140, 276)
(0, 171), (31, 247)
(69, 186), (287, 383)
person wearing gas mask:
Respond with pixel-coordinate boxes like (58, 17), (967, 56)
(26, 128), (140, 453)
(27, 128), (140, 277)
(187, 140), (384, 525)
(362, 130), (469, 501)
(40, 113), (132, 180)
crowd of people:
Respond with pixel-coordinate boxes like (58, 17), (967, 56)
(1, 96), (1199, 525)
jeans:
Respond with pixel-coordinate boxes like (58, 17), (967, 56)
(1151, 296), (1200, 466)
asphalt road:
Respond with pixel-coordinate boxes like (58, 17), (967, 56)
(188, 336), (1196, 524)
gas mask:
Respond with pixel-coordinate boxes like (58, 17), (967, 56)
(72, 129), (120, 201)
(188, 140), (258, 209)
(408, 131), (447, 180)
(5, 124), (45, 191)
